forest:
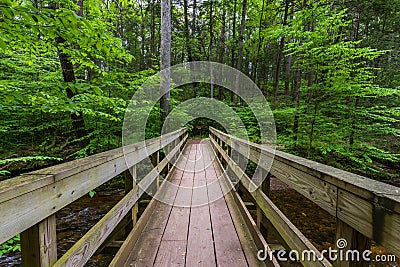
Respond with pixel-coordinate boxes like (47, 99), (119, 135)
(0, 0), (400, 265)
(0, 0), (399, 183)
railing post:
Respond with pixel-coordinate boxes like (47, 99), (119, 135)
(255, 170), (270, 229)
(122, 166), (137, 235)
(217, 138), (222, 161)
(168, 139), (176, 172)
(21, 215), (57, 267)
(334, 220), (371, 267)
(151, 151), (160, 190)
(236, 153), (245, 192)
(129, 165), (138, 225)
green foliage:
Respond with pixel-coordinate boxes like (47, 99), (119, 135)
(0, 156), (63, 165)
(266, 0), (400, 178)
(0, 235), (20, 257)
(89, 190), (96, 198)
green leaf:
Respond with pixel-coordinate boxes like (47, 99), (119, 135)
(89, 190), (96, 198)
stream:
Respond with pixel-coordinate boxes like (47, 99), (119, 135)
(0, 189), (124, 267)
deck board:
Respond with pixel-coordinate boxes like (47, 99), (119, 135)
(186, 143), (215, 267)
(120, 140), (263, 266)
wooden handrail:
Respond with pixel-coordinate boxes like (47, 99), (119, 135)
(209, 135), (330, 267)
(54, 132), (188, 266)
(209, 127), (400, 260)
(0, 128), (187, 266)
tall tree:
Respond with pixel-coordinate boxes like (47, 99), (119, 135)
(53, 0), (87, 147)
(160, 0), (171, 123)
(183, 0), (193, 62)
(234, 0), (247, 107)
(272, 0), (290, 109)
(209, 0), (214, 98)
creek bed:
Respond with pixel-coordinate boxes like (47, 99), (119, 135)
(0, 189), (125, 267)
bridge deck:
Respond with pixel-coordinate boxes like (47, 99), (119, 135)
(114, 140), (263, 266)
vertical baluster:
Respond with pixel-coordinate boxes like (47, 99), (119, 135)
(335, 216), (371, 266)
(152, 151), (160, 190)
(130, 165), (138, 225)
(255, 169), (270, 229)
(21, 215), (57, 267)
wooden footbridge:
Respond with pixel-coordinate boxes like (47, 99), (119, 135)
(1, 127), (399, 266)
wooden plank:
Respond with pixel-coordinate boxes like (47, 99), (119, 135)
(0, 130), (187, 245)
(219, 173), (270, 267)
(206, 159), (248, 266)
(0, 174), (54, 204)
(162, 206), (191, 241)
(186, 143), (215, 267)
(120, 200), (176, 267)
(154, 144), (195, 265)
(269, 159), (337, 216)
(186, 205), (215, 266)
(122, 230), (163, 266)
(114, 143), (192, 266)
(153, 240), (187, 266)
(21, 214), (57, 267)
(208, 141), (276, 267)
(110, 181), (181, 265)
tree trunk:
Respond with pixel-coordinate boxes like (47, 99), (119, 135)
(54, 1), (87, 147)
(150, 0), (155, 67)
(218, 7), (226, 100)
(234, 0), (247, 107)
(253, 0), (265, 84)
(230, 0), (237, 103)
(118, 1), (123, 38)
(284, 0), (294, 96)
(349, 9), (360, 146)
(183, 0), (193, 62)
(293, 69), (301, 146)
(160, 0), (171, 123)
(139, 2), (146, 70)
(209, 0), (214, 98)
(308, 102), (317, 157)
(273, 0), (289, 109)
(231, 0), (237, 68)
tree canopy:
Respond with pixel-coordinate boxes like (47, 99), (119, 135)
(0, 0), (399, 181)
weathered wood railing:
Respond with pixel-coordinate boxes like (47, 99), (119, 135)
(210, 127), (400, 267)
(0, 128), (187, 267)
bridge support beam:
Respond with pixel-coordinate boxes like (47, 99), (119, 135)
(21, 215), (57, 267)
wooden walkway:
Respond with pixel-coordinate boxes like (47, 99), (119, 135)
(2, 127), (399, 267)
(112, 141), (263, 267)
